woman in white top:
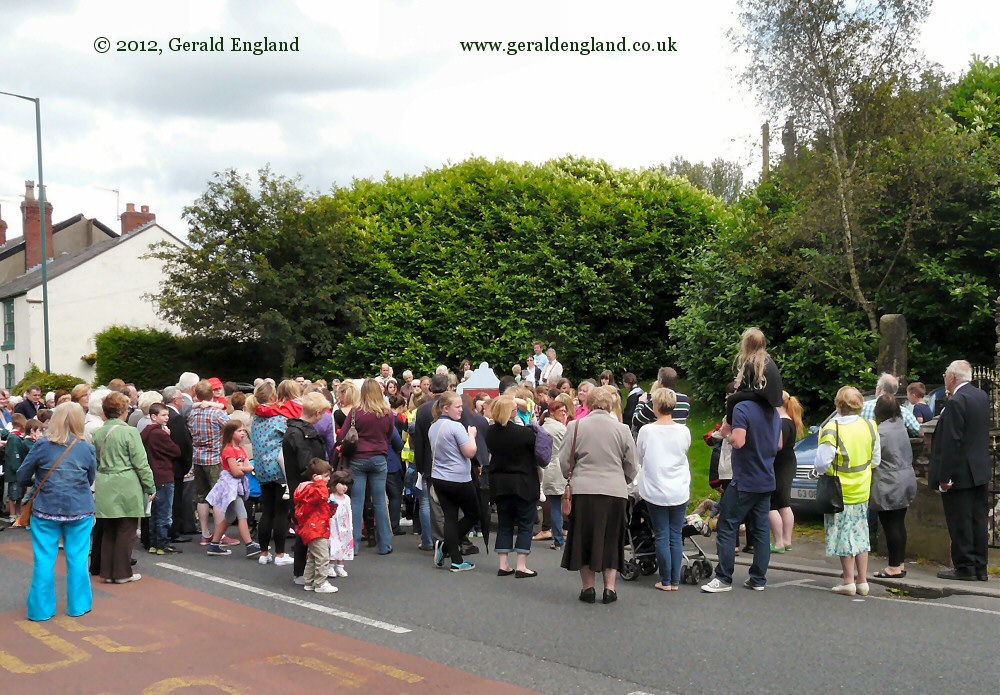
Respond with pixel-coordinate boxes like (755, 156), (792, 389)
(636, 388), (691, 591)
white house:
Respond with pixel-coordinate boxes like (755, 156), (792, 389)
(0, 182), (186, 387)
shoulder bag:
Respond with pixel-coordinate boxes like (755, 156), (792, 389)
(561, 422), (580, 517)
(17, 438), (80, 526)
(340, 409), (359, 460)
(816, 421), (845, 515)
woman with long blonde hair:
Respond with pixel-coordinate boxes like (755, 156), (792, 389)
(17, 403), (97, 620)
(726, 327), (784, 424)
(337, 378), (395, 554)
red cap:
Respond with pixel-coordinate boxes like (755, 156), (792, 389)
(208, 377), (224, 389)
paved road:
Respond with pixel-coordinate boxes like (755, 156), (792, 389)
(2, 528), (998, 694)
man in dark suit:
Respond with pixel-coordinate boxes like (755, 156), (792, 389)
(929, 360), (991, 581)
(163, 386), (196, 541)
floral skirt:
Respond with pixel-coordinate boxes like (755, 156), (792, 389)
(825, 501), (871, 557)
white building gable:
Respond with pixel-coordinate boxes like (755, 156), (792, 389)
(1, 222), (185, 387)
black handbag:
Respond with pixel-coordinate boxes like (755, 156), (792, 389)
(816, 421), (845, 514)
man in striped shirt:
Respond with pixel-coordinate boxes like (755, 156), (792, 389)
(632, 367), (690, 433)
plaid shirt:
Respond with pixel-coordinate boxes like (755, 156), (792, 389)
(188, 406), (229, 467)
(860, 398), (920, 437)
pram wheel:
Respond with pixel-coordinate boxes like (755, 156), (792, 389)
(680, 565), (694, 585)
(639, 558), (657, 576)
(621, 560), (640, 582)
(697, 559), (713, 578)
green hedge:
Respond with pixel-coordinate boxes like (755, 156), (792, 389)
(12, 364), (88, 396)
(95, 326), (283, 389)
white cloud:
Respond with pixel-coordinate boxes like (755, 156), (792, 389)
(0, 0), (994, 242)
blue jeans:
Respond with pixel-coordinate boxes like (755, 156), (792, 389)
(549, 493), (565, 547)
(28, 515), (95, 621)
(647, 502), (686, 586)
(714, 482), (772, 586)
(152, 481), (174, 550)
(350, 455), (392, 554)
(416, 483), (432, 547)
(494, 495), (536, 554)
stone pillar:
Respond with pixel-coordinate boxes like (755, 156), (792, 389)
(877, 314), (907, 383)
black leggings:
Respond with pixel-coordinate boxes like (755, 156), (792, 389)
(877, 508), (907, 567)
(431, 478), (479, 565)
(258, 482), (289, 555)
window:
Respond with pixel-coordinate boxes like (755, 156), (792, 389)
(1, 300), (12, 350)
(3, 364), (13, 390)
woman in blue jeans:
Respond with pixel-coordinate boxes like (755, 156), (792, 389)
(17, 402), (98, 620)
(486, 395), (541, 578)
(540, 394), (573, 549)
(338, 379), (396, 554)
(635, 388), (692, 591)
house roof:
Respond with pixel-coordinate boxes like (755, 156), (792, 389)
(0, 213), (119, 263)
(0, 220), (187, 300)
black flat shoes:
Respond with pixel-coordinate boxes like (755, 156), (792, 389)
(603, 589), (618, 604)
(579, 587), (596, 603)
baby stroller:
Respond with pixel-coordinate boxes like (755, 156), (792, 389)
(621, 495), (715, 584)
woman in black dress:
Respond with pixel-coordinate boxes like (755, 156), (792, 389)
(769, 391), (803, 553)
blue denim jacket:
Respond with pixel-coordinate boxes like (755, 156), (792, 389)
(17, 437), (97, 517)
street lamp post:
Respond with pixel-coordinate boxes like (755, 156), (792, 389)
(0, 90), (50, 373)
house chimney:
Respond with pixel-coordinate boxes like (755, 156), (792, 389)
(120, 202), (155, 234)
(0, 204), (7, 245)
(21, 180), (54, 271)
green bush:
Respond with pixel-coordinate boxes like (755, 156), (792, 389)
(319, 156), (727, 380)
(12, 364), (87, 396)
(95, 326), (283, 389)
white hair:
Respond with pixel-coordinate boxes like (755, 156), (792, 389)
(946, 360), (972, 384)
(403, 370), (413, 378)
(177, 372), (199, 391)
(876, 373), (899, 397)
(435, 365), (448, 375)
(137, 390), (164, 415)
(89, 388), (111, 417)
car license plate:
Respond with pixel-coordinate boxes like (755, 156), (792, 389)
(791, 488), (817, 500)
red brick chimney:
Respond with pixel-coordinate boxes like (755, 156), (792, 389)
(0, 204), (8, 245)
(21, 181), (54, 271)
(120, 203), (155, 234)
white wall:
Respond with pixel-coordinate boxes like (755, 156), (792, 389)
(19, 225), (184, 383)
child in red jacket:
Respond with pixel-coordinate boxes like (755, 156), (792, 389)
(294, 459), (337, 594)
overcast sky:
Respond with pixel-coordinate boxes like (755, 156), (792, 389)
(0, 0), (995, 240)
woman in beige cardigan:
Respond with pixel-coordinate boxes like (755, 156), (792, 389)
(559, 387), (637, 604)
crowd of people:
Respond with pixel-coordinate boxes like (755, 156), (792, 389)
(0, 333), (990, 621)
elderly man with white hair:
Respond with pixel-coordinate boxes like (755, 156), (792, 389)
(860, 373), (920, 437)
(930, 360), (991, 582)
(177, 372), (199, 418)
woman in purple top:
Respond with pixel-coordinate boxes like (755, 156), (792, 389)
(337, 379), (395, 554)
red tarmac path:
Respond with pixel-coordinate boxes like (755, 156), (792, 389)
(0, 540), (538, 694)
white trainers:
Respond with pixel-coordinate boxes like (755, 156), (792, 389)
(700, 578), (732, 593)
(856, 582), (870, 597)
(293, 575), (306, 585)
(831, 583), (857, 596)
(303, 584), (314, 591)
(333, 565), (349, 577)
(399, 519), (413, 527)
(274, 555), (294, 566)
(314, 582), (339, 594)
(258, 554), (273, 565)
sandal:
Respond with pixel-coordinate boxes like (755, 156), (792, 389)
(769, 544), (786, 553)
(872, 570), (907, 578)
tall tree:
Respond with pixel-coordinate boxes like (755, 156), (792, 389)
(732, 0), (931, 331)
(150, 167), (364, 373)
(661, 156), (745, 205)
